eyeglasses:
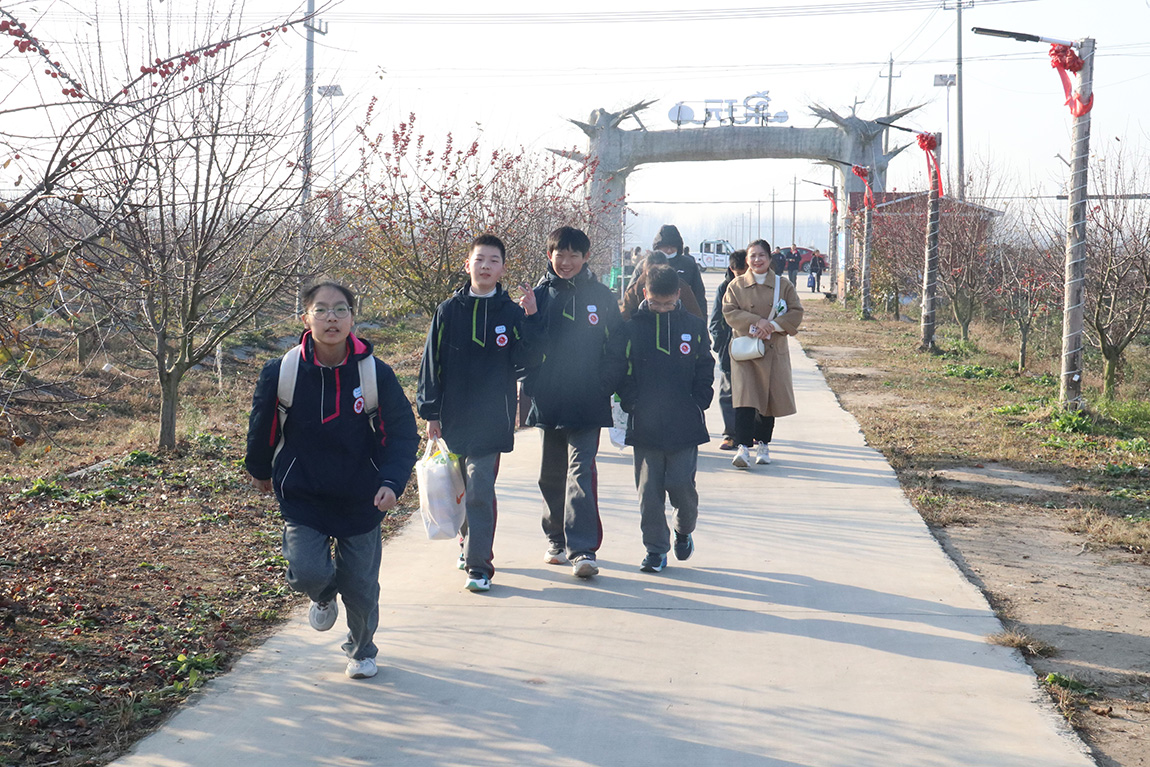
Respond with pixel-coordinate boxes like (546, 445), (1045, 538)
(307, 305), (351, 319)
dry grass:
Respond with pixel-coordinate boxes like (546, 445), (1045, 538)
(987, 629), (1058, 658)
(802, 298), (1150, 549)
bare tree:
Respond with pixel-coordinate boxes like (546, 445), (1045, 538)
(347, 109), (595, 315)
(936, 169), (1006, 342)
(0, 3), (314, 448)
(1082, 148), (1150, 399)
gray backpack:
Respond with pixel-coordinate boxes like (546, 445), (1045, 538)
(273, 344), (378, 464)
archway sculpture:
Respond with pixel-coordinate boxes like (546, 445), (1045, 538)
(553, 100), (920, 291)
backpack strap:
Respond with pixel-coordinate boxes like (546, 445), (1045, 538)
(273, 345), (303, 465)
(358, 355), (378, 418)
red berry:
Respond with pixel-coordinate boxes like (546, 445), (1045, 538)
(45, 586), (54, 594)
(72, 627), (81, 635)
(0, 658), (8, 667)
(40, 619), (49, 626)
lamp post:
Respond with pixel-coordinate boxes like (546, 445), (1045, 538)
(932, 74), (954, 192)
(973, 26), (1094, 411)
(316, 84), (343, 185)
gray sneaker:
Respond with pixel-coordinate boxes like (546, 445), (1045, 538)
(571, 556), (599, 579)
(308, 598), (338, 632)
(732, 445), (750, 469)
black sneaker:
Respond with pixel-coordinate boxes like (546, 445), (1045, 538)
(673, 533), (694, 561)
(639, 552), (667, 572)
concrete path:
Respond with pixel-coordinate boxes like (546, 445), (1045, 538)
(110, 276), (1093, 767)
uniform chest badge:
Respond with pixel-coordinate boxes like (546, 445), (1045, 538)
(353, 386), (363, 398)
(495, 325), (506, 333)
(353, 397), (365, 414)
(680, 341), (691, 355)
(496, 334), (509, 347)
(588, 309), (599, 325)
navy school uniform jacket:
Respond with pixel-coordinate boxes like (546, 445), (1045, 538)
(710, 267), (738, 374)
(523, 262), (622, 430)
(416, 284), (541, 456)
(604, 302), (715, 451)
(245, 331), (419, 539)
(667, 252), (708, 312)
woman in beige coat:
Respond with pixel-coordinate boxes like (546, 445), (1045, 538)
(721, 239), (804, 468)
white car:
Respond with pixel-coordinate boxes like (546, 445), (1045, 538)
(692, 239), (734, 272)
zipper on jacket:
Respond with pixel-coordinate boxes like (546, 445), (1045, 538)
(278, 457), (297, 500)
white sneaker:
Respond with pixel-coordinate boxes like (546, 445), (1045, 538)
(346, 657), (378, 679)
(571, 556), (599, 579)
(756, 443), (771, 465)
(732, 445), (750, 469)
(308, 599), (338, 632)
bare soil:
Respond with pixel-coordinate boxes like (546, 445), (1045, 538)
(803, 298), (1150, 767)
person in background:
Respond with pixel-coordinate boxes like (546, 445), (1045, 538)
(621, 250), (703, 321)
(784, 246), (801, 287)
(653, 224), (707, 311)
(709, 249), (748, 450)
(808, 249), (826, 293)
(722, 239), (804, 469)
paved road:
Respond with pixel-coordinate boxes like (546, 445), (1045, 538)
(110, 273), (1093, 767)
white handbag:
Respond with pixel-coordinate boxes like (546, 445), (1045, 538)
(730, 273), (782, 362)
(730, 336), (764, 361)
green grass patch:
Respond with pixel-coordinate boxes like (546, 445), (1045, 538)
(943, 363), (1001, 380)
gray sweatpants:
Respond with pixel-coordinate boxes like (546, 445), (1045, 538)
(633, 445), (700, 556)
(461, 452), (500, 578)
(282, 521), (381, 661)
(538, 426), (603, 561)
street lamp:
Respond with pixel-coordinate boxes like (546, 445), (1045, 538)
(316, 84), (343, 185)
(933, 74), (954, 191)
(973, 26), (1095, 411)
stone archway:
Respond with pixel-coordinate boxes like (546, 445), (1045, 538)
(555, 100), (919, 284)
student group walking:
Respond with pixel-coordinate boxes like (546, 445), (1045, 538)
(244, 224), (803, 679)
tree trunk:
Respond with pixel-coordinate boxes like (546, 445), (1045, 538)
(76, 324), (98, 365)
(1102, 352), (1119, 400)
(158, 370), (182, 449)
(1017, 323), (1029, 372)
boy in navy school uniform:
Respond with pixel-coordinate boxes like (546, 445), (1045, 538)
(524, 226), (622, 579)
(604, 264), (714, 572)
(417, 234), (539, 593)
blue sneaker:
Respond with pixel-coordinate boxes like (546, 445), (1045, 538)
(673, 533), (694, 561)
(639, 552), (667, 573)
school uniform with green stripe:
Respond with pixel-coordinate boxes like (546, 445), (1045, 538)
(417, 284), (540, 456)
(607, 301), (715, 450)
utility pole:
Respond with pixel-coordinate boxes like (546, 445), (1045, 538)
(771, 188), (776, 244)
(298, 0), (328, 310)
(955, 2), (966, 200)
(1061, 38), (1095, 410)
(920, 132), (942, 350)
(880, 54), (901, 153)
(791, 176), (797, 247)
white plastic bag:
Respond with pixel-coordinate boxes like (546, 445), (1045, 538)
(608, 395), (628, 449)
(415, 438), (466, 540)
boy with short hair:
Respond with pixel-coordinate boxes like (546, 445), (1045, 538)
(524, 226), (621, 578)
(605, 264), (714, 573)
(417, 234), (539, 592)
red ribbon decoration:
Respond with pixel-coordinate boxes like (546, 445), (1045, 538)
(916, 133), (945, 197)
(1049, 43), (1093, 117)
(822, 187), (837, 213)
(852, 165), (875, 209)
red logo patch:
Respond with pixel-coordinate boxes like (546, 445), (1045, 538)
(496, 333), (508, 347)
(353, 397), (365, 414)
(588, 312), (599, 326)
(680, 342), (691, 355)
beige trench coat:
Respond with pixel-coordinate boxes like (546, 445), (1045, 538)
(721, 270), (804, 417)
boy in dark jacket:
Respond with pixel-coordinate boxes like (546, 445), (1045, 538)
(246, 282), (419, 680)
(605, 265), (715, 573)
(417, 234), (540, 592)
(524, 226), (622, 578)
(709, 249), (748, 450)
